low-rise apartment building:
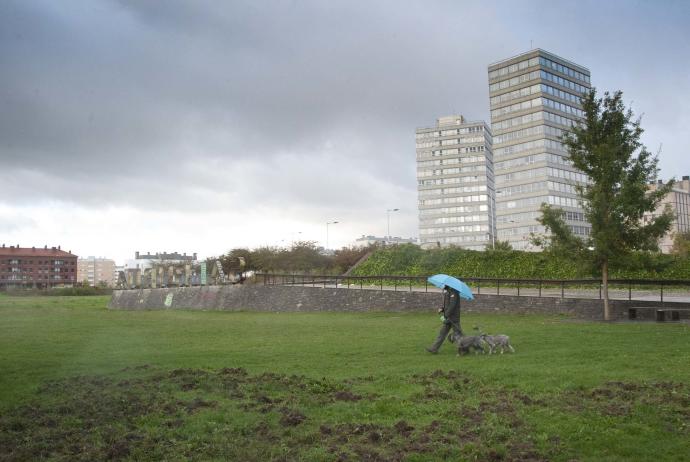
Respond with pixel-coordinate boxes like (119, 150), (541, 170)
(0, 245), (78, 289)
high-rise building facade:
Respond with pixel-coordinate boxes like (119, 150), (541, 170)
(488, 49), (591, 250)
(416, 115), (495, 249)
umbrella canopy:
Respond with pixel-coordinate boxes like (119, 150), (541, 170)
(427, 274), (474, 300)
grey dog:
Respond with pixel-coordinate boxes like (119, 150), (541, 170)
(481, 334), (515, 354)
(452, 334), (486, 355)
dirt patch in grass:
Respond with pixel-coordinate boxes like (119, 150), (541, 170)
(558, 380), (690, 421)
(279, 408), (307, 426)
(333, 390), (363, 402)
(1, 367), (688, 461)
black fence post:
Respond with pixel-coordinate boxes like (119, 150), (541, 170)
(497, 279), (500, 296)
(599, 282), (602, 300)
(409, 278), (412, 292)
(660, 281), (664, 304)
(360, 278), (363, 290)
(561, 281), (564, 299)
(517, 280), (520, 296)
(477, 280), (481, 295)
(335, 276), (338, 289)
(538, 280), (542, 297)
(394, 278), (397, 292)
(628, 282), (632, 300)
(380, 277), (383, 291)
(425, 280), (428, 292)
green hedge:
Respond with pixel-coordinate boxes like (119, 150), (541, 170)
(350, 244), (690, 280)
(1, 287), (113, 296)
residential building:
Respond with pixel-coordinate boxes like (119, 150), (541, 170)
(353, 235), (418, 247)
(416, 115), (495, 249)
(488, 49), (591, 250)
(77, 257), (117, 287)
(0, 245), (78, 289)
(123, 251), (198, 271)
(644, 176), (690, 253)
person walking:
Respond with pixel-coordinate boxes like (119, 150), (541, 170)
(426, 286), (463, 353)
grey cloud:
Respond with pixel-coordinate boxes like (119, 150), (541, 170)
(1, 0), (688, 219)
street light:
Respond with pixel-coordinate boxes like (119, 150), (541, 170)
(386, 208), (399, 241)
(326, 221), (339, 250)
(488, 190), (504, 250)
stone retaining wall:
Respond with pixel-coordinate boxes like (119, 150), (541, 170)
(108, 284), (689, 320)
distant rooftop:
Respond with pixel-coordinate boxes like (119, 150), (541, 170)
(416, 116), (490, 132)
(488, 48), (590, 73)
(0, 244), (75, 257)
(135, 251), (197, 261)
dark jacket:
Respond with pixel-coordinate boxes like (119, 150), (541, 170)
(442, 288), (461, 323)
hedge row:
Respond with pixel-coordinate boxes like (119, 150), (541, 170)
(350, 244), (690, 280)
(0, 287), (113, 296)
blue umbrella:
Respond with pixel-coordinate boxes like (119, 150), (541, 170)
(427, 274), (474, 300)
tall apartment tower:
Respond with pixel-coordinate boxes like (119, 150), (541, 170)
(488, 49), (591, 250)
(416, 115), (495, 249)
(644, 176), (690, 253)
(77, 257), (117, 287)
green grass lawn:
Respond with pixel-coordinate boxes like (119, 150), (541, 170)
(1, 294), (689, 461)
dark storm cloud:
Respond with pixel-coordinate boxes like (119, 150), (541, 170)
(0, 0), (502, 212)
(0, 0), (688, 217)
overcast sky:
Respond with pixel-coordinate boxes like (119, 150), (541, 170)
(1, 0), (688, 264)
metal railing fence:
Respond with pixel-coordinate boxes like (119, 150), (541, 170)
(259, 273), (690, 303)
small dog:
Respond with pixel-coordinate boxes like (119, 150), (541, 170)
(454, 335), (486, 355)
(481, 334), (515, 354)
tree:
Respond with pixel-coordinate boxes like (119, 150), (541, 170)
(485, 240), (513, 252)
(535, 89), (674, 320)
(671, 231), (690, 257)
(223, 248), (253, 271)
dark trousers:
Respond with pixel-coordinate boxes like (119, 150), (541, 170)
(428, 313), (462, 352)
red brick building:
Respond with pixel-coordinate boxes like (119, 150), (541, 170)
(0, 245), (78, 289)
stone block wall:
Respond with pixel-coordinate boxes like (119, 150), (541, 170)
(108, 284), (689, 320)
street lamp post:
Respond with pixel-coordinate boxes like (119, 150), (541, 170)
(326, 221), (339, 250)
(386, 208), (399, 242)
(489, 190), (505, 250)
(487, 192), (495, 250)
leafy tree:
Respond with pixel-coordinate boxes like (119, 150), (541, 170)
(283, 241), (331, 272)
(485, 240), (513, 252)
(671, 231), (690, 257)
(535, 89), (674, 320)
(333, 245), (377, 274)
(226, 248), (253, 270)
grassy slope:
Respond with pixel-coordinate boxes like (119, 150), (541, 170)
(350, 244), (690, 280)
(1, 295), (689, 461)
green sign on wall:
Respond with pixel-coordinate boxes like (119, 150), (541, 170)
(200, 264), (207, 285)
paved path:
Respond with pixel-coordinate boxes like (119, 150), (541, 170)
(277, 282), (690, 303)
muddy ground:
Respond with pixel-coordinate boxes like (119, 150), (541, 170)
(1, 366), (688, 461)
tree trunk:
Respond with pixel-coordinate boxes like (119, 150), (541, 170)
(602, 259), (610, 321)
